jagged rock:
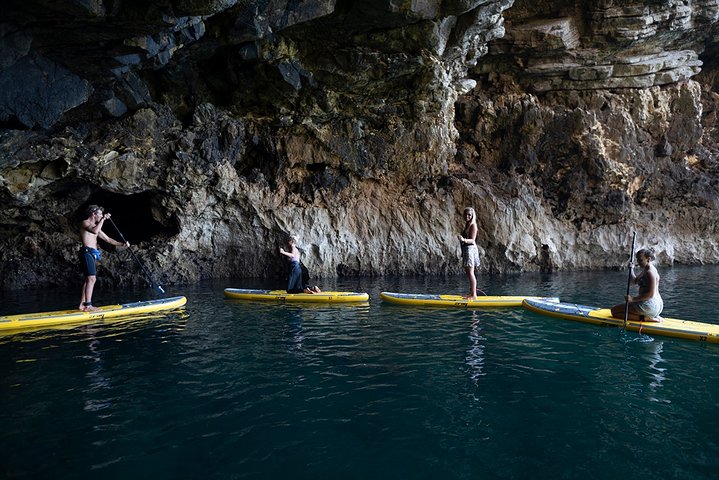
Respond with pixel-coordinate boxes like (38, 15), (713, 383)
(0, 24), (32, 68)
(101, 92), (128, 118)
(0, 0), (719, 290)
(0, 52), (93, 129)
(454, 79), (719, 269)
(114, 71), (152, 109)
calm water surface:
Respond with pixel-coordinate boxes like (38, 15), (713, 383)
(1, 267), (719, 479)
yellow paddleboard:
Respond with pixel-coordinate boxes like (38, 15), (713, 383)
(0, 296), (187, 332)
(380, 291), (559, 308)
(523, 298), (719, 343)
(224, 288), (369, 303)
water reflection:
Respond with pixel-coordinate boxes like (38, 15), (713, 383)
(465, 311), (486, 384)
(83, 336), (112, 414)
(286, 309), (305, 353)
(619, 332), (669, 404)
(645, 341), (668, 403)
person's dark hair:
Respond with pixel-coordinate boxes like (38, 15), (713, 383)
(637, 248), (656, 260)
(85, 205), (103, 218)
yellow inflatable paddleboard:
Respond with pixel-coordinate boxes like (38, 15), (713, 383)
(523, 297), (719, 343)
(380, 291), (559, 307)
(224, 288), (369, 303)
(0, 296), (187, 332)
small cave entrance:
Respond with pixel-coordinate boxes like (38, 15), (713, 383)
(76, 190), (179, 245)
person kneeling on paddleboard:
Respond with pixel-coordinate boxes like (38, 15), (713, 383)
(279, 236), (321, 294)
(79, 205), (129, 311)
(610, 247), (664, 322)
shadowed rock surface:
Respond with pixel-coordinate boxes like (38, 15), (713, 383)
(1, 0), (718, 289)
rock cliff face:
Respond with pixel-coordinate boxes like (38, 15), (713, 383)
(1, 0), (718, 289)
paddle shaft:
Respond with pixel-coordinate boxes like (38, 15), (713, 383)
(623, 231), (637, 329)
(107, 217), (165, 294)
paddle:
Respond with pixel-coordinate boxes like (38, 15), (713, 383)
(623, 231), (637, 329)
(107, 217), (166, 294)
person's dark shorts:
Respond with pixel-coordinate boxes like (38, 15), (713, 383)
(79, 247), (101, 276)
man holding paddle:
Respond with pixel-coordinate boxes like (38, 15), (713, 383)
(79, 205), (129, 311)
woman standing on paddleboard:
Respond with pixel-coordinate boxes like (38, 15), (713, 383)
(458, 207), (481, 300)
(611, 247), (664, 322)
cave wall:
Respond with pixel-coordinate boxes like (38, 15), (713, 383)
(1, 0), (719, 289)
(458, 0), (719, 269)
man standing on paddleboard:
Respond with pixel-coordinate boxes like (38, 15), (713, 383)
(79, 205), (129, 311)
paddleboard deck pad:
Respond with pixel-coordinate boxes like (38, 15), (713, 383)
(0, 296), (187, 332)
(522, 297), (719, 343)
(380, 292), (559, 308)
(224, 288), (369, 303)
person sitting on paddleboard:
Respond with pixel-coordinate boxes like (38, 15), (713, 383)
(610, 247), (664, 322)
(279, 236), (321, 294)
(79, 205), (129, 311)
(458, 206), (482, 300)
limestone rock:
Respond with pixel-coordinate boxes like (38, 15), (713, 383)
(475, 0), (719, 91)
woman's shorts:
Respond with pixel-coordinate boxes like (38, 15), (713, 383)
(635, 295), (664, 318)
(462, 245), (481, 268)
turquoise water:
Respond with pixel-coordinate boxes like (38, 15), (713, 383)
(1, 267), (719, 479)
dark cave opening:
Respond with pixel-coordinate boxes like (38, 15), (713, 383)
(76, 190), (179, 246)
